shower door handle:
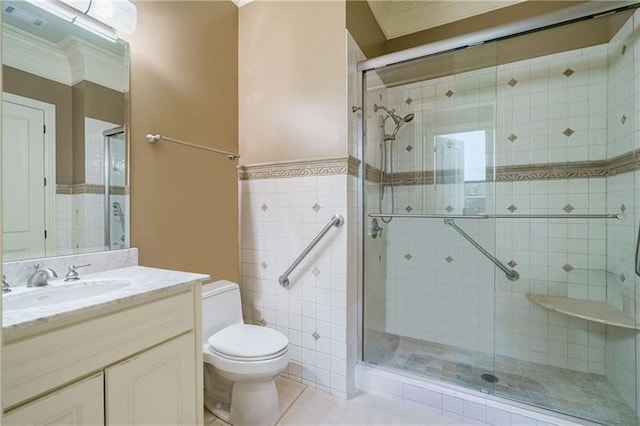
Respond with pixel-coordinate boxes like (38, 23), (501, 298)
(635, 224), (640, 276)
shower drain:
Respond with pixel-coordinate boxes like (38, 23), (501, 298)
(481, 373), (499, 383)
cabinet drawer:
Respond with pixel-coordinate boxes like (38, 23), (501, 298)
(3, 290), (194, 410)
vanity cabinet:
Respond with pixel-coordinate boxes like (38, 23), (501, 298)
(3, 284), (203, 425)
(3, 373), (104, 425)
(106, 333), (196, 425)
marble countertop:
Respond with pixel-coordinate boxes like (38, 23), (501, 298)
(3, 266), (210, 340)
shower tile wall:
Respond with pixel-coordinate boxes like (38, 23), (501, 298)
(239, 173), (358, 398)
(74, 193), (105, 251)
(371, 15), (639, 387)
(56, 194), (73, 254)
(55, 117), (124, 254)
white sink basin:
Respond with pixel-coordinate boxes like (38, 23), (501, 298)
(4, 279), (132, 311)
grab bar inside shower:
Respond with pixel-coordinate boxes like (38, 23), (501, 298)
(369, 213), (621, 220)
(279, 214), (344, 288)
(444, 218), (520, 281)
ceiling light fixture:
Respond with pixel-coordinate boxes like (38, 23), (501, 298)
(24, 0), (137, 42)
(60, 0), (137, 35)
(73, 14), (118, 42)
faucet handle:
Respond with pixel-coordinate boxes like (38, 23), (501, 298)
(2, 275), (10, 293)
(65, 264), (91, 282)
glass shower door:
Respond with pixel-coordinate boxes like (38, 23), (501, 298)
(361, 7), (640, 425)
(362, 42), (501, 394)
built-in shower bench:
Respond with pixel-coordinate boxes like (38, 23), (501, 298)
(527, 294), (640, 330)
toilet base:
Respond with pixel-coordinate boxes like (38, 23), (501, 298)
(228, 379), (280, 426)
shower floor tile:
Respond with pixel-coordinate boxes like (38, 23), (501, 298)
(367, 333), (638, 426)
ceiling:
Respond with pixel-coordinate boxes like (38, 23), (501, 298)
(367, 0), (525, 39)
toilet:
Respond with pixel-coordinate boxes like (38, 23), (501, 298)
(202, 280), (289, 426)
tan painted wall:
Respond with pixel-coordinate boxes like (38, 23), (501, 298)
(346, 0), (386, 59)
(3, 66), (74, 185)
(239, 1), (347, 164)
(3, 67), (125, 185)
(127, 1), (239, 281)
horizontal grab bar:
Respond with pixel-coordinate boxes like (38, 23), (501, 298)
(279, 214), (344, 288)
(146, 134), (240, 160)
(369, 213), (620, 220)
(444, 218), (520, 281)
(370, 213), (488, 219)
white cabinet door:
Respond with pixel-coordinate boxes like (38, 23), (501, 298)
(105, 333), (197, 425)
(3, 373), (104, 425)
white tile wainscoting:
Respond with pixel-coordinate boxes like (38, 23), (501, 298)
(238, 167), (359, 398)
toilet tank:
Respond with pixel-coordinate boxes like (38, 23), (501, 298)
(202, 280), (244, 344)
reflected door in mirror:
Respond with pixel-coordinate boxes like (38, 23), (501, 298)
(2, 97), (54, 260)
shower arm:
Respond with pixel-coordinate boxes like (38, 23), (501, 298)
(444, 218), (519, 281)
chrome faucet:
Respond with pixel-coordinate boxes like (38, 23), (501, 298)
(64, 264), (91, 281)
(2, 275), (10, 293)
(27, 264), (58, 287)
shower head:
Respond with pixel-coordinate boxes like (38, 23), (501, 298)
(374, 104), (414, 125)
(374, 104), (415, 140)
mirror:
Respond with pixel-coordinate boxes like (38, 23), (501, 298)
(1, 1), (129, 261)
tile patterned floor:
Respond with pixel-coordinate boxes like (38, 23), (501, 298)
(366, 333), (638, 426)
(204, 376), (463, 425)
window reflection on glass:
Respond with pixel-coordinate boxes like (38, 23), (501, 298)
(435, 130), (487, 214)
(436, 130), (486, 182)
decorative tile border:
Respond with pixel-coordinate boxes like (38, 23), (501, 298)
(237, 150), (640, 183)
(56, 184), (129, 195)
(366, 150), (640, 185)
(238, 156), (361, 180)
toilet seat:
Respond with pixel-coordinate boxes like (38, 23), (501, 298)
(208, 324), (288, 362)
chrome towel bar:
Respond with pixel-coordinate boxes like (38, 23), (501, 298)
(279, 214), (344, 288)
(146, 134), (240, 160)
(369, 213), (620, 220)
(444, 218), (520, 281)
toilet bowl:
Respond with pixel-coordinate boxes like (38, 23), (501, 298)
(202, 280), (289, 426)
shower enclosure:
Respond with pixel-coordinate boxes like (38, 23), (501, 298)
(362, 6), (640, 425)
(104, 127), (127, 250)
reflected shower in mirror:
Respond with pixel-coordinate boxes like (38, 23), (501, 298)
(1, 0), (130, 261)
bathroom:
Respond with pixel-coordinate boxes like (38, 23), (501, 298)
(2, 0), (640, 425)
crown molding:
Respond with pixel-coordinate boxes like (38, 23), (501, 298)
(59, 35), (126, 92)
(3, 24), (71, 86)
(3, 23), (126, 92)
(230, 0), (255, 8)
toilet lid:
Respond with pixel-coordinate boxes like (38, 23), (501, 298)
(208, 324), (288, 360)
